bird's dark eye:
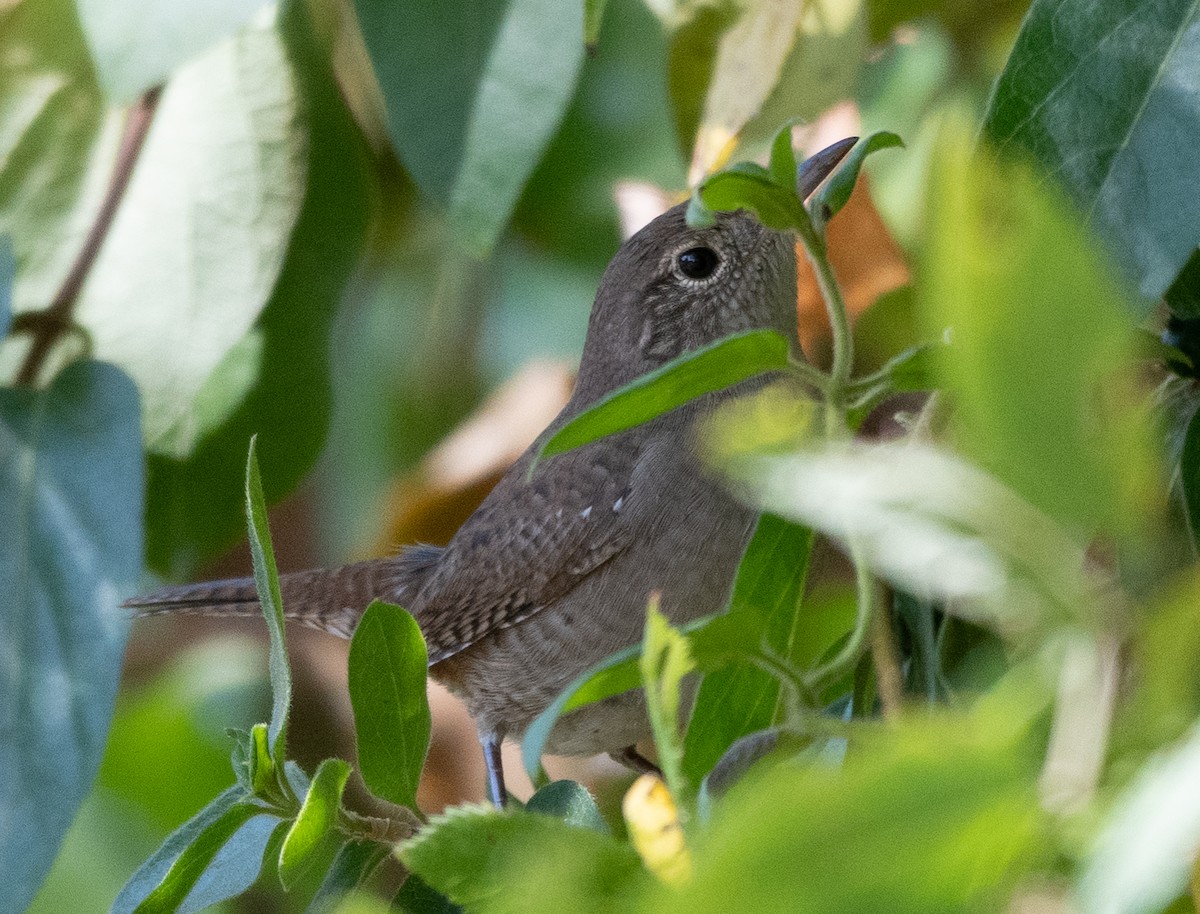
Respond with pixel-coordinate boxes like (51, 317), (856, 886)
(677, 246), (720, 280)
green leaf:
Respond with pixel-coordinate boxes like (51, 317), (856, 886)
(244, 437), (291, 762)
(697, 169), (810, 231)
(400, 806), (646, 914)
(75, 0), (273, 101)
(112, 787), (279, 914)
(348, 601), (431, 810)
(279, 758), (352, 890)
(354, 0), (583, 257)
(666, 4), (739, 162)
(1181, 410), (1200, 554)
(767, 123), (799, 189)
(526, 780), (609, 833)
(921, 120), (1150, 536)
(307, 840), (391, 914)
(682, 514), (814, 782)
(143, 0), (373, 579)
(0, 235), (12, 338)
(539, 329), (791, 461)
(1166, 249), (1200, 320)
(984, 0), (1200, 303)
(0, 360), (141, 913)
(584, 0), (609, 48)
(641, 602), (697, 807)
(393, 874), (463, 914)
(810, 131), (903, 226)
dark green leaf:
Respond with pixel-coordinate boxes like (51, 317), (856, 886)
(279, 758), (351, 890)
(810, 131), (903, 226)
(394, 874), (463, 914)
(0, 361), (141, 913)
(682, 514), (814, 782)
(348, 601), (431, 810)
(400, 806), (646, 914)
(526, 780), (608, 833)
(698, 170), (809, 231)
(984, 0), (1200, 303)
(353, 0), (583, 256)
(1166, 249), (1200, 320)
(0, 235), (12, 338)
(307, 840), (391, 914)
(1181, 409), (1200, 553)
(894, 592), (944, 702)
(539, 329), (791, 461)
(584, 0), (609, 48)
(244, 438), (291, 762)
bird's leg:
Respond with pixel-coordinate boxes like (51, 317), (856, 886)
(481, 734), (507, 808)
(610, 745), (662, 776)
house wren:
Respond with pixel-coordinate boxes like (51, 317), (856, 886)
(129, 145), (847, 805)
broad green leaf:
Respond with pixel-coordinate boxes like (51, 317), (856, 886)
(656, 717), (1044, 914)
(696, 170), (808, 231)
(682, 514), (814, 783)
(400, 806), (646, 914)
(1181, 410), (1200, 552)
(985, 0), (1200, 303)
(112, 787), (279, 914)
(0, 360), (141, 914)
(1079, 723), (1200, 914)
(641, 602), (697, 807)
(354, 0), (583, 256)
(392, 875), (462, 914)
(539, 329), (791, 461)
(526, 780), (608, 833)
(922, 121), (1150, 537)
(348, 601), (431, 811)
(308, 841), (391, 914)
(142, 0), (373, 579)
(810, 131), (903, 226)
(75, 0), (273, 101)
(279, 758), (352, 890)
(244, 437), (291, 762)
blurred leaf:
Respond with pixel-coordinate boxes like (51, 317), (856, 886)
(1182, 410), (1200, 551)
(400, 806), (646, 914)
(683, 514), (814, 783)
(526, 780), (608, 833)
(308, 841), (391, 913)
(119, 793), (278, 914)
(666, 4), (738, 162)
(853, 286), (917, 374)
(0, 236), (12, 338)
(0, 360), (141, 914)
(354, 0), (583, 256)
(244, 437), (291, 764)
(539, 329), (791, 461)
(985, 0), (1200, 303)
(279, 758), (351, 890)
(72, 9), (306, 452)
(655, 717), (1044, 914)
(696, 167), (808, 231)
(585, 0), (609, 47)
(348, 601), (431, 811)
(623, 774), (691, 885)
(810, 131), (903, 227)
(75, 0), (273, 101)
(1167, 249), (1200, 320)
(1080, 723), (1200, 914)
(922, 121), (1150, 536)
(392, 874), (462, 914)
(641, 602), (697, 806)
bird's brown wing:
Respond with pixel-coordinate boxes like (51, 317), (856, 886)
(413, 430), (644, 664)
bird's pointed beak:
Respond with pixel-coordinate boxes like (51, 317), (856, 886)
(796, 137), (858, 200)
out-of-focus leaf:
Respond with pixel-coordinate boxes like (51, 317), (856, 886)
(1166, 249), (1200, 320)
(348, 602), (431, 811)
(0, 236), (13, 338)
(354, 0), (583, 256)
(641, 602), (697, 806)
(985, 0), (1200, 303)
(308, 841), (391, 914)
(244, 438), (291, 763)
(1182, 409), (1200, 551)
(279, 758), (351, 890)
(666, 4), (738, 162)
(0, 361), (141, 914)
(584, 0), (609, 47)
(810, 132), (903, 226)
(392, 874), (462, 914)
(538, 329), (791, 461)
(112, 785), (279, 914)
(526, 780), (608, 833)
(75, 0), (273, 101)
(682, 514), (814, 783)
(142, 0), (372, 578)
(922, 120), (1150, 537)
(400, 806), (646, 914)
(1079, 724), (1200, 914)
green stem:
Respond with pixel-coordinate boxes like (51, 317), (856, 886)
(799, 231), (854, 395)
(787, 354), (832, 394)
(804, 542), (876, 693)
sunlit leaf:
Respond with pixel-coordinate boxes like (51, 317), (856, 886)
(696, 169), (808, 231)
(279, 758), (351, 890)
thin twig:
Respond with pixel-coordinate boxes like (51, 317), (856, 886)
(15, 86), (162, 386)
(868, 588), (904, 719)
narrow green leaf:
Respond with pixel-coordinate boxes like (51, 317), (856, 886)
(348, 601), (431, 810)
(526, 780), (609, 833)
(641, 601), (697, 807)
(0, 361), (141, 912)
(247, 722), (278, 799)
(279, 758), (352, 890)
(1181, 409), (1200, 553)
(393, 874), (463, 914)
(1166, 249), (1200, 320)
(584, 0), (609, 48)
(400, 806), (645, 913)
(682, 514), (814, 782)
(307, 840), (391, 914)
(768, 123), (799, 189)
(540, 329), (790, 461)
(810, 131), (903, 226)
(131, 801), (272, 911)
(698, 170), (809, 231)
(244, 437), (291, 763)
(0, 235), (12, 338)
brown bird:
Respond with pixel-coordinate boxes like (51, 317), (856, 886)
(127, 143), (848, 806)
